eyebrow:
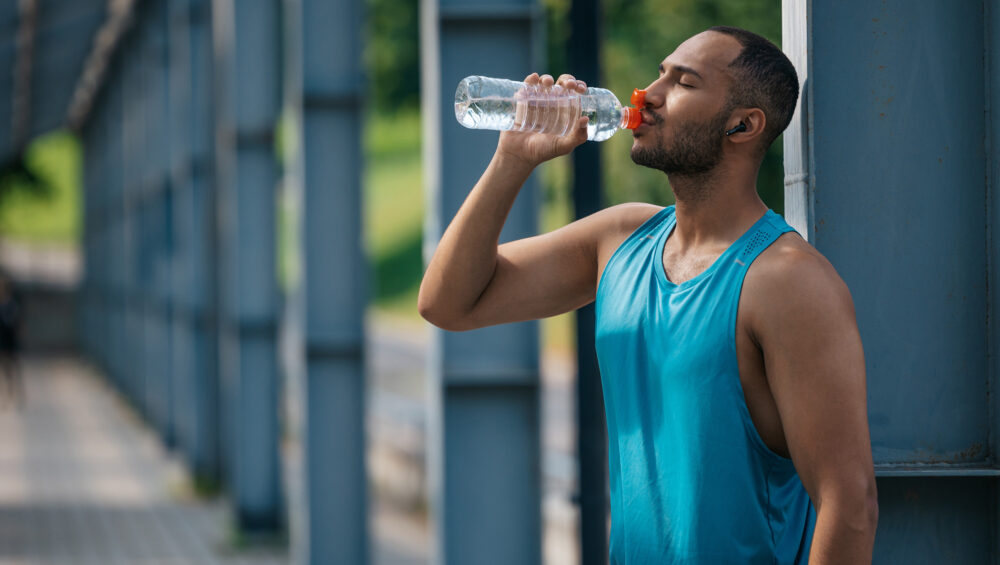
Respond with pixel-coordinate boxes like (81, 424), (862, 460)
(658, 63), (703, 80)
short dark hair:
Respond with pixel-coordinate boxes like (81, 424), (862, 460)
(708, 26), (799, 157)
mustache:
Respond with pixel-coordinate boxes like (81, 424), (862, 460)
(641, 109), (665, 126)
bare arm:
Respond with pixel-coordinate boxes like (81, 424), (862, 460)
(750, 247), (879, 564)
(419, 73), (601, 331)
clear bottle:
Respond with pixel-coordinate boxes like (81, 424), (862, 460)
(454, 75), (644, 142)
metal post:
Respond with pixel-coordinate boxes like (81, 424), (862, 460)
(784, 0), (994, 560)
(213, 0), (284, 532)
(568, 0), (608, 560)
(80, 103), (97, 364)
(122, 42), (144, 411)
(421, 0), (544, 561)
(285, 0), (369, 560)
(112, 73), (126, 395)
(146, 0), (176, 447)
(169, 0), (222, 484)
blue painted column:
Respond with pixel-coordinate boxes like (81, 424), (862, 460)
(283, 0), (369, 560)
(213, 0), (284, 531)
(111, 74), (127, 395)
(169, 0), (222, 484)
(147, 0), (176, 448)
(141, 18), (167, 435)
(784, 0), (997, 560)
(122, 42), (145, 411)
(567, 0), (608, 560)
(80, 99), (98, 364)
(421, 0), (544, 561)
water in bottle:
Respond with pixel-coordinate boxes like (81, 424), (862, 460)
(454, 76), (644, 142)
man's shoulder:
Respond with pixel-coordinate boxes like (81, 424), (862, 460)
(742, 232), (857, 333)
(590, 202), (665, 256)
(595, 202), (665, 237)
(751, 232), (842, 285)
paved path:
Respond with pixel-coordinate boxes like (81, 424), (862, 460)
(0, 322), (581, 565)
(0, 356), (428, 565)
(0, 356), (289, 565)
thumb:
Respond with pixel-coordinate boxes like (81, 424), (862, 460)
(558, 116), (589, 152)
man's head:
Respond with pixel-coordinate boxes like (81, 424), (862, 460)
(630, 26), (799, 178)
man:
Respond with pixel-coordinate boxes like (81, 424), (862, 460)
(419, 26), (878, 563)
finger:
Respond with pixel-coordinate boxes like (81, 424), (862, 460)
(540, 74), (554, 87)
(524, 72), (540, 85)
(556, 74), (577, 89)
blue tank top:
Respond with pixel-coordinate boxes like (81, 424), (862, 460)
(595, 205), (816, 564)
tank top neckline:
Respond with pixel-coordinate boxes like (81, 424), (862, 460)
(654, 208), (775, 291)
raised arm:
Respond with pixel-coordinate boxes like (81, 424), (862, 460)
(419, 72), (603, 331)
(749, 244), (879, 564)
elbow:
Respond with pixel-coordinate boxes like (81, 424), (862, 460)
(865, 486), (879, 533)
(858, 476), (880, 533)
(817, 477), (880, 537)
(417, 285), (473, 332)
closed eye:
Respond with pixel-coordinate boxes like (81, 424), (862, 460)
(679, 83), (695, 88)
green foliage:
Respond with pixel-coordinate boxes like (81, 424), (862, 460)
(0, 131), (80, 244)
(364, 109), (425, 315)
(364, 0), (421, 112)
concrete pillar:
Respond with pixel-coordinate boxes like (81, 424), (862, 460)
(784, 0), (996, 560)
(213, 0), (284, 532)
(421, 0), (544, 561)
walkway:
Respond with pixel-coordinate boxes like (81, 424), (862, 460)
(0, 356), (426, 565)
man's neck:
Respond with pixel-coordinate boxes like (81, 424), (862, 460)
(666, 168), (768, 250)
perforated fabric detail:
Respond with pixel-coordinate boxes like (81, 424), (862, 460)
(740, 227), (773, 260)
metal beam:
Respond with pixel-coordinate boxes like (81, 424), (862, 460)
(212, 0), (284, 533)
(421, 0), (543, 561)
(784, 0), (994, 560)
(567, 0), (608, 560)
(11, 0), (37, 148)
(168, 0), (221, 486)
(68, 0), (139, 131)
(283, 0), (369, 560)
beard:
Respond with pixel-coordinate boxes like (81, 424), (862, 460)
(630, 105), (733, 177)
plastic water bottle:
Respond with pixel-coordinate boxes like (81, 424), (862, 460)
(454, 75), (644, 142)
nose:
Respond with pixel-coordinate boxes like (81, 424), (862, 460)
(638, 78), (666, 109)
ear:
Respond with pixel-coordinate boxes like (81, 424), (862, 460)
(725, 107), (766, 146)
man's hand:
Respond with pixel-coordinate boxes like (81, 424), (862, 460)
(495, 73), (590, 169)
(420, 70), (618, 331)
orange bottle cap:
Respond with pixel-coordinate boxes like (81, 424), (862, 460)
(631, 88), (647, 108)
(621, 107), (642, 130)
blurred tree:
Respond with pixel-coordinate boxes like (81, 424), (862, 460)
(0, 153), (52, 204)
(365, 0), (421, 112)
(0, 132), (80, 244)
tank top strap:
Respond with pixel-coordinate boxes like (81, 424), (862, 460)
(732, 211), (797, 271)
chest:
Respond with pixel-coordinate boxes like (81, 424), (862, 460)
(661, 238), (731, 286)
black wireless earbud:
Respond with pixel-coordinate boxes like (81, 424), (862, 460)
(725, 122), (747, 136)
